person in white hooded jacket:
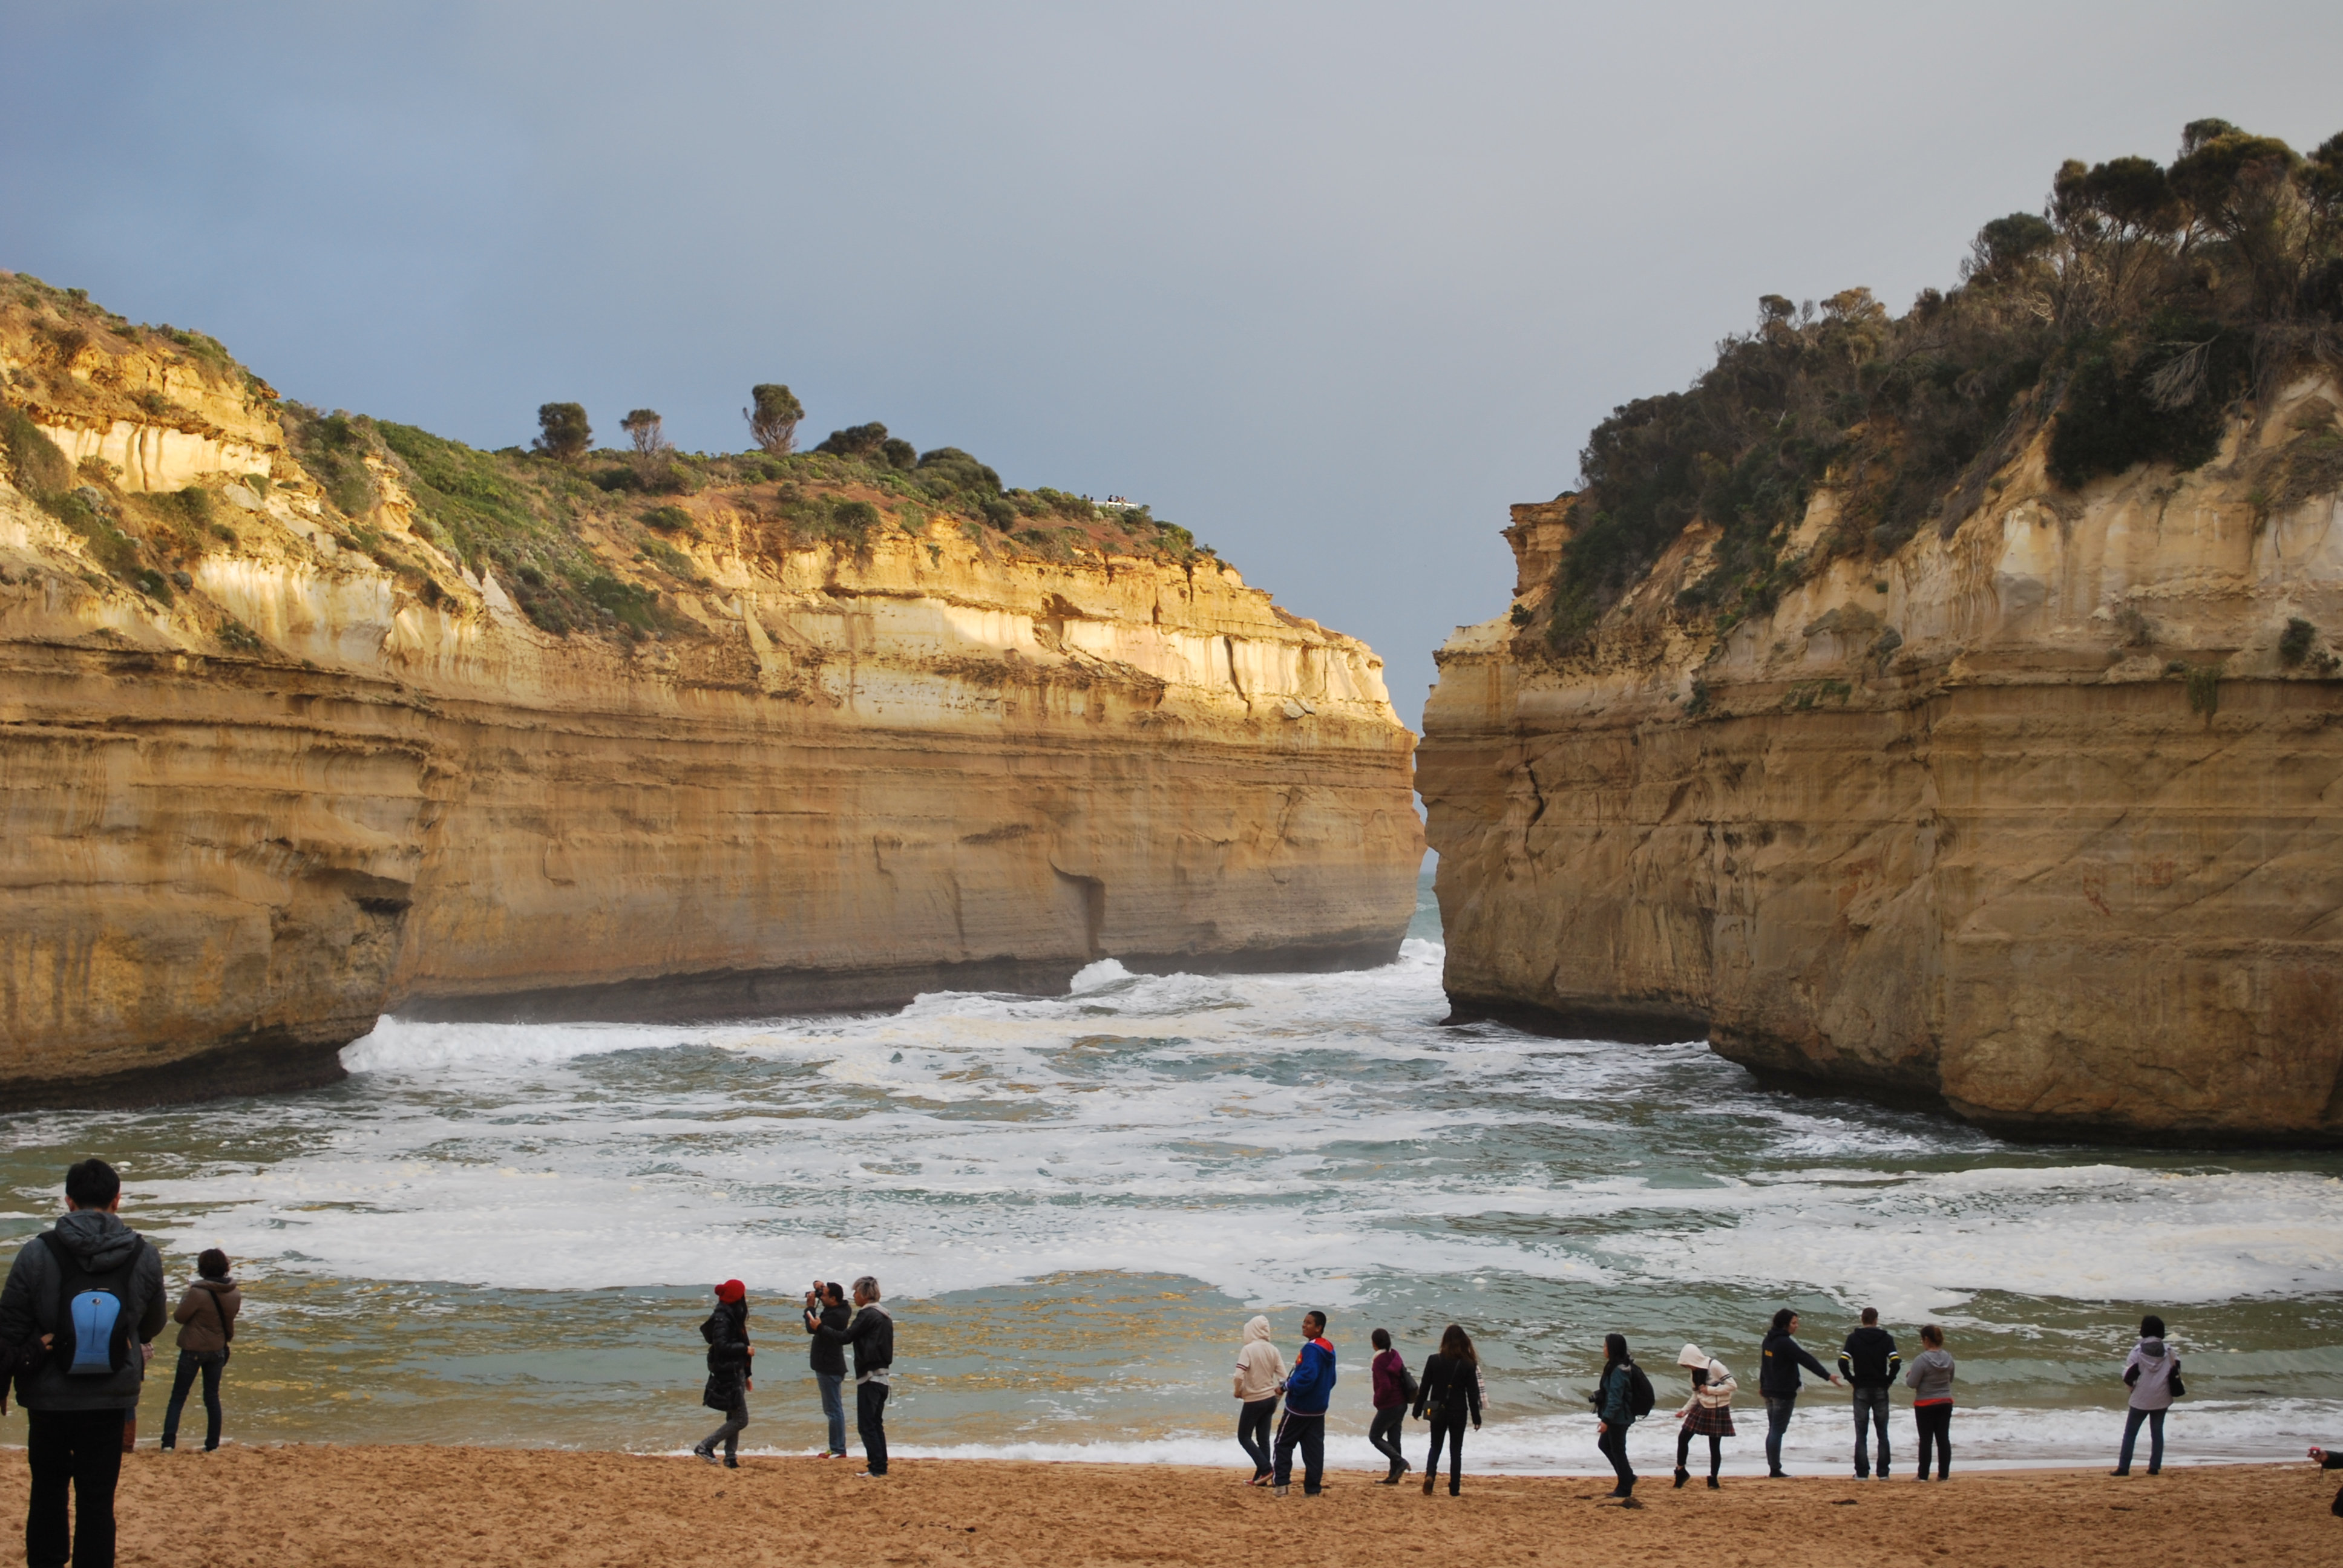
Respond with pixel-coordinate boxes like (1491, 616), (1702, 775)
(1671, 1344), (1737, 1489)
(1232, 1315), (1283, 1484)
(2114, 1313), (2181, 1477)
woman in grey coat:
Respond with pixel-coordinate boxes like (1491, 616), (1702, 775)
(1902, 1324), (1955, 1480)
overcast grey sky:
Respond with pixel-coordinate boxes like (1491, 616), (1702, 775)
(5, 2), (2339, 727)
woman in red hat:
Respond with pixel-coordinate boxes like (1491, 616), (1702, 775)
(694, 1280), (753, 1468)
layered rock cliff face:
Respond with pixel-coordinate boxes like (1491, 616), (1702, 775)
(1418, 376), (2343, 1143)
(0, 279), (1420, 1105)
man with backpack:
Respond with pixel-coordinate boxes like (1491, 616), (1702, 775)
(1837, 1308), (1901, 1478)
(1593, 1333), (1656, 1506)
(0, 1158), (167, 1568)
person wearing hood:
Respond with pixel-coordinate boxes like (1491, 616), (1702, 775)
(812, 1275), (896, 1478)
(1758, 1308), (1843, 1477)
(693, 1279), (753, 1468)
(159, 1249), (241, 1452)
(1839, 1307), (1901, 1480)
(1232, 1315), (1283, 1485)
(0, 1157), (167, 1568)
(1673, 1344), (1737, 1489)
(1594, 1333), (1643, 1505)
(802, 1281), (853, 1457)
(1902, 1324), (1955, 1479)
(1366, 1328), (1413, 1485)
(1270, 1310), (1335, 1497)
(2114, 1314), (2180, 1477)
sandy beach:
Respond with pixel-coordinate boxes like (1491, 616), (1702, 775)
(6, 1449), (2333, 1568)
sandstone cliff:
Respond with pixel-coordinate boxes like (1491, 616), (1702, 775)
(0, 276), (1420, 1106)
(1419, 378), (2343, 1143)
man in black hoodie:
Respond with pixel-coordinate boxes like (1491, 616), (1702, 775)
(1758, 1308), (1842, 1478)
(814, 1275), (896, 1477)
(0, 1158), (167, 1568)
(1838, 1308), (1901, 1479)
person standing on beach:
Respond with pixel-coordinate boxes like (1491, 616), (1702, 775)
(2307, 1446), (2343, 1517)
(1838, 1307), (1901, 1479)
(1412, 1323), (1483, 1497)
(1903, 1324), (1955, 1480)
(1366, 1328), (1413, 1485)
(802, 1281), (851, 1458)
(1594, 1333), (1645, 1505)
(159, 1249), (240, 1452)
(2112, 1314), (2180, 1478)
(0, 1157), (167, 1568)
(694, 1279), (753, 1468)
(1672, 1344), (1735, 1489)
(1232, 1315), (1283, 1485)
(1758, 1308), (1843, 1477)
(1271, 1310), (1335, 1497)
(813, 1275), (895, 1478)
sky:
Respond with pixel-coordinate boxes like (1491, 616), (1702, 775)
(4, 2), (2341, 728)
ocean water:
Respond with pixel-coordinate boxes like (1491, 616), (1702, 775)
(5, 873), (2341, 1472)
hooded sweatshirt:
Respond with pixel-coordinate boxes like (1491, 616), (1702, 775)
(1675, 1347), (1736, 1417)
(1758, 1329), (1832, 1397)
(172, 1276), (241, 1356)
(2124, 1338), (2179, 1411)
(1903, 1347), (1955, 1404)
(1233, 1316), (1283, 1403)
(1371, 1347), (1408, 1410)
(0, 1210), (168, 1411)
(1282, 1336), (1337, 1416)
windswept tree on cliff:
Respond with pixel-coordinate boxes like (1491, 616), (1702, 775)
(620, 408), (673, 484)
(744, 384), (804, 455)
(533, 402), (591, 463)
(816, 421), (917, 469)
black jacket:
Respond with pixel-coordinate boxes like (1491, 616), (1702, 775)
(1759, 1330), (1832, 1397)
(814, 1302), (894, 1379)
(0, 1212), (168, 1413)
(1838, 1326), (1901, 1388)
(1411, 1353), (1481, 1426)
(701, 1301), (751, 1402)
(805, 1301), (850, 1375)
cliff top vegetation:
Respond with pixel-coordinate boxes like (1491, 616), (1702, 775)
(1543, 119), (2343, 651)
(0, 270), (1217, 642)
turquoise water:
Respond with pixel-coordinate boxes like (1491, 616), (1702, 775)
(5, 871), (2340, 1470)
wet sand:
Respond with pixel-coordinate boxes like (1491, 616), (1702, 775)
(5, 1448), (2335, 1567)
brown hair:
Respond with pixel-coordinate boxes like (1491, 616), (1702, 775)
(1919, 1324), (1944, 1347)
(197, 1249), (230, 1280)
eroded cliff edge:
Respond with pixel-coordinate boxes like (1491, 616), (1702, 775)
(1419, 379), (2343, 1142)
(0, 279), (1421, 1106)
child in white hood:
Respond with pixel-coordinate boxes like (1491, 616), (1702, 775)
(1233, 1315), (1283, 1484)
(1672, 1344), (1737, 1489)
(2114, 1313), (2180, 1477)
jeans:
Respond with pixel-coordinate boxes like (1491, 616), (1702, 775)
(1677, 1426), (1724, 1480)
(699, 1391), (749, 1462)
(1850, 1384), (1892, 1476)
(1914, 1402), (1952, 1478)
(1272, 1410), (1324, 1493)
(1598, 1423), (1635, 1494)
(26, 1408), (125, 1568)
(2117, 1406), (2164, 1475)
(816, 1371), (847, 1454)
(1237, 1397), (1277, 1478)
(1368, 1404), (1407, 1476)
(857, 1379), (891, 1474)
(1764, 1393), (1798, 1472)
(162, 1350), (228, 1451)
(1426, 1414), (1467, 1493)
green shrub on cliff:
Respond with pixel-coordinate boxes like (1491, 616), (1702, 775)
(1547, 119), (2343, 652)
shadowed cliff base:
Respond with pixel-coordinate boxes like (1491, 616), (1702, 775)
(0, 1025), (352, 1111)
(1439, 992), (1709, 1047)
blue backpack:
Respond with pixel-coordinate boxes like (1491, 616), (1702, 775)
(40, 1233), (142, 1377)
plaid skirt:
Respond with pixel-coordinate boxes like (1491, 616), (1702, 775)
(1683, 1402), (1737, 1437)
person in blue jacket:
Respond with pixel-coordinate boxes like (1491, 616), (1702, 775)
(1271, 1310), (1336, 1497)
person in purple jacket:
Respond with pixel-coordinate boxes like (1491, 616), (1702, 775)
(1367, 1328), (1412, 1485)
(1271, 1310), (1336, 1497)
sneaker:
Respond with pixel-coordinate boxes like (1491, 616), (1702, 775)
(724, 1457), (739, 1470)
(1273, 1484), (1289, 1497)
(857, 1470), (888, 1480)
(694, 1448), (718, 1467)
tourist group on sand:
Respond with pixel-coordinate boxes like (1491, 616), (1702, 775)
(0, 1157), (2338, 1566)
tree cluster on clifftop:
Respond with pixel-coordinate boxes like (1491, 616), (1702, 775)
(1546, 120), (2343, 651)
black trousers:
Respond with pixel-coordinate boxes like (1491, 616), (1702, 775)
(857, 1379), (891, 1474)
(1368, 1404), (1407, 1476)
(1426, 1414), (1467, 1493)
(162, 1350), (228, 1451)
(1271, 1410), (1324, 1493)
(1598, 1423), (1636, 1494)
(26, 1408), (125, 1568)
(1915, 1402), (1953, 1478)
(1677, 1425), (1725, 1478)
(1237, 1397), (1277, 1477)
